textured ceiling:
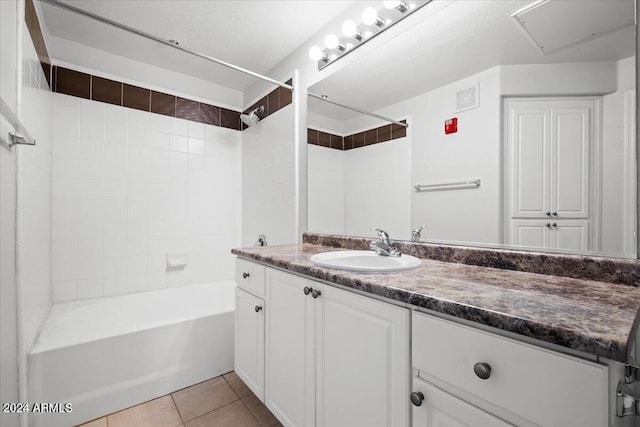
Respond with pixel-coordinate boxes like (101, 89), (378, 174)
(39, 0), (355, 91)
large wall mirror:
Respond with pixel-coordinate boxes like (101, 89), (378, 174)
(307, 0), (638, 259)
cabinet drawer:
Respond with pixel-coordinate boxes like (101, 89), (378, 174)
(235, 258), (265, 297)
(412, 312), (608, 427)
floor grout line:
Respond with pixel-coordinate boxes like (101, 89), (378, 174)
(238, 396), (263, 427)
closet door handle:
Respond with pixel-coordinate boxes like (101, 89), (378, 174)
(303, 286), (312, 295)
(311, 289), (322, 299)
(242, 272), (250, 279)
(254, 305), (263, 312)
(410, 391), (424, 406)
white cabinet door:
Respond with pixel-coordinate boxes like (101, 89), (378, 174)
(315, 284), (409, 427)
(265, 268), (316, 427)
(412, 378), (511, 427)
(510, 219), (588, 250)
(510, 219), (550, 248)
(234, 288), (265, 401)
(550, 219), (589, 251)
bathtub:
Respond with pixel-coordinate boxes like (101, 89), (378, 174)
(28, 281), (236, 427)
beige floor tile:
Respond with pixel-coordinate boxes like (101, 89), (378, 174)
(172, 376), (239, 422)
(107, 395), (182, 427)
(185, 400), (260, 427)
(76, 417), (107, 427)
(223, 371), (252, 398)
(242, 394), (279, 427)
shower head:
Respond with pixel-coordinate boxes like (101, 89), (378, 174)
(240, 105), (265, 127)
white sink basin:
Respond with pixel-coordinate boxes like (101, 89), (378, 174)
(309, 250), (422, 272)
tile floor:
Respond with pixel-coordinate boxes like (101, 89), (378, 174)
(76, 372), (281, 427)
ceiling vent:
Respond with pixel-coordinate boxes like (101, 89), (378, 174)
(512, 0), (635, 54)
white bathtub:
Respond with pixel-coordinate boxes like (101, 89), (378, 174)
(28, 282), (236, 427)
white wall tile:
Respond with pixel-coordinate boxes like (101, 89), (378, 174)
(150, 131), (171, 151)
(188, 121), (205, 139)
(53, 280), (78, 303)
(188, 137), (205, 155)
(52, 95), (241, 301)
(171, 117), (188, 136)
(170, 134), (188, 152)
(150, 114), (170, 134)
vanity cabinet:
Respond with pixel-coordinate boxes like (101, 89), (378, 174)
(411, 311), (609, 427)
(249, 265), (410, 427)
(234, 259), (266, 400)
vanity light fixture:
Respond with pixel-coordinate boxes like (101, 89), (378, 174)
(308, 0), (430, 70)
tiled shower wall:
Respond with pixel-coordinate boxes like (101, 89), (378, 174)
(51, 93), (241, 302)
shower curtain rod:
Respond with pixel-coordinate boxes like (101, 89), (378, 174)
(40, 0), (294, 91)
(308, 92), (408, 128)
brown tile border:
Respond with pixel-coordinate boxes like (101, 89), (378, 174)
(52, 65), (242, 130)
(307, 119), (407, 151)
(25, 0), (52, 88)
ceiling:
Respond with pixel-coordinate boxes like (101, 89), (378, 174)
(309, 0), (636, 120)
(39, 0), (354, 92)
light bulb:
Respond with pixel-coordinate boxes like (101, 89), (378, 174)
(308, 46), (325, 61)
(341, 20), (357, 37)
(361, 7), (379, 26)
(384, 0), (409, 12)
(324, 33), (340, 49)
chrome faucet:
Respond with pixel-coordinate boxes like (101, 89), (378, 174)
(411, 225), (426, 242)
(370, 228), (401, 257)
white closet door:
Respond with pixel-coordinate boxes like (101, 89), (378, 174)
(550, 104), (591, 218)
(508, 106), (551, 218)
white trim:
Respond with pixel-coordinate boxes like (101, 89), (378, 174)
(623, 89), (637, 254)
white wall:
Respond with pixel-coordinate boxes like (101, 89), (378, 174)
(411, 67), (502, 244)
(16, 16), (53, 375)
(0, 1), (20, 424)
(601, 57), (636, 253)
(1, 1), (54, 426)
(50, 35), (243, 110)
(307, 144), (344, 234)
(51, 94), (241, 302)
(344, 138), (412, 239)
(242, 104), (296, 246)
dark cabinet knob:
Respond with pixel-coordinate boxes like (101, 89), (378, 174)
(545, 223), (551, 228)
(474, 362), (492, 380)
(242, 272), (250, 279)
(551, 223), (557, 228)
(303, 286), (312, 295)
(410, 391), (424, 406)
(552, 211), (558, 216)
(545, 211), (551, 216)
(254, 305), (262, 312)
(311, 289), (322, 299)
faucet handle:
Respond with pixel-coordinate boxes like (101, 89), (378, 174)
(371, 227), (390, 245)
(411, 225), (426, 242)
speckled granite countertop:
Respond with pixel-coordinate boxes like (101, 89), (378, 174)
(232, 239), (640, 363)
